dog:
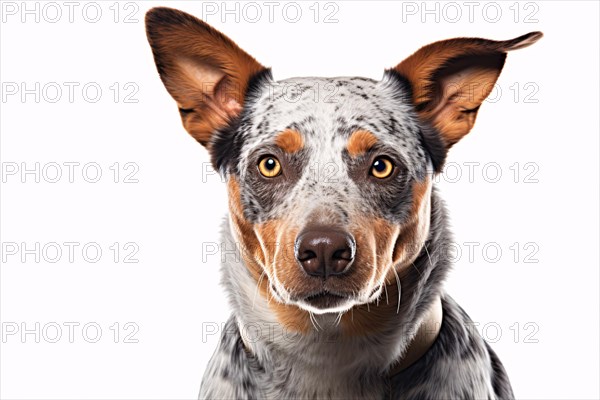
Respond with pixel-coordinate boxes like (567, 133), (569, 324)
(145, 7), (541, 399)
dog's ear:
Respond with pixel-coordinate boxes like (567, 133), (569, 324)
(145, 7), (267, 147)
(393, 31), (542, 149)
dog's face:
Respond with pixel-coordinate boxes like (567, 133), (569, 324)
(146, 8), (541, 317)
(218, 75), (435, 314)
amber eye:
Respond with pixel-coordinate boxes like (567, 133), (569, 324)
(371, 157), (394, 179)
(258, 156), (282, 178)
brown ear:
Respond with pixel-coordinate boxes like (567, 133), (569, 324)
(145, 7), (268, 147)
(394, 31), (542, 148)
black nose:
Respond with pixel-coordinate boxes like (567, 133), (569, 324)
(294, 228), (356, 278)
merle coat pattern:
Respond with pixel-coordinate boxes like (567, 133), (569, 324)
(145, 7), (541, 399)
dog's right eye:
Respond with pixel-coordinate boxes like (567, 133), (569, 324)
(258, 156), (282, 178)
(370, 157), (394, 179)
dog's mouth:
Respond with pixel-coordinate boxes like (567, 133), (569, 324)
(303, 291), (347, 309)
(270, 281), (357, 314)
(293, 290), (358, 314)
(271, 279), (386, 315)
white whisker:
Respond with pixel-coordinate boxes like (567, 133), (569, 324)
(252, 271), (266, 310)
(384, 283), (389, 305)
(412, 262), (423, 277)
(308, 312), (318, 331)
(309, 311), (322, 331)
(335, 312), (344, 327)
(392, 266), (402, 314)
(267, 284), (273, 304)
(424, 243), (434, 269)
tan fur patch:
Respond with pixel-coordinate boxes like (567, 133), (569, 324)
(227, 178), (312, 333)
(275, 129), (304, 153)
(392, 34), (542, 147)
(182, 102), (236, 146)
(227, 178), (265, 277)
(146, 8), (266, 146)
(394, 33), (542, 118)
(342, 178), (432, 336)
(341, 215), (401, 336)
(341, 286), (401, 336)
(227, 175), (432, 337)
(390, 179), (431, 276)
(346, 130), (378, 157)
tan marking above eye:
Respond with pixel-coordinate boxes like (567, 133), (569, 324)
(347, 129), (378, 157)
(258, 156), (282, 177)
(275, 129), (304, 153)
(371, 157), (394, 179)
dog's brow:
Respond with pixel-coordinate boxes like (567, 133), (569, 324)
(347, 130), (378, 157)
(275, 129), (304, 153)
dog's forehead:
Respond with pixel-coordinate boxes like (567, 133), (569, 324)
(241, 75), (424, 160)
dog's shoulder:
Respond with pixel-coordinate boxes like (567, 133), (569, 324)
(199, 317), (264, 400)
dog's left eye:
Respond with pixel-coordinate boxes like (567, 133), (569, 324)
(370, 157), (394, 179)
(258, 156), (282, 178)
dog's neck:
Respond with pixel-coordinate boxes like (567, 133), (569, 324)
(219, 189), (450, 378)
(236, 290), (443, 376)
(386, 296), (442, 374)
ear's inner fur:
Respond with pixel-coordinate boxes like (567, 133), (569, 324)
(393, 31), (543, 149)
(145, 6), (268, 146)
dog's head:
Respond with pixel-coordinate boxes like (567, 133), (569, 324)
(146, 8), (541, 318)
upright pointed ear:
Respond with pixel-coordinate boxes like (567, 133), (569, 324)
(145, 7), (268, 147)
(393, 31), (542, 148)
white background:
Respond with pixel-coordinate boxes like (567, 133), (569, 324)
(1, 1), (598, 399)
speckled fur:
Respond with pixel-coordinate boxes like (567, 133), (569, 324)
(143, 9), (521, 398)
(194, 72), (513, 398)
(200, 75), (514, 400)
(200, 191), (513, 399)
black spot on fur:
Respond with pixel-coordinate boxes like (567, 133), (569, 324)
(210, 117), (244, 173)
(246, 68), (273, 99)
(256, 118), (270, 134)
(178, 107), (194, 116)
(382, 69), (414, 105)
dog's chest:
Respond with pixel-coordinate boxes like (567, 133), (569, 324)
(200, 302), (500, 400)
(200, 317), (390, 399)
(203, 338), (496, 400)
(260, 368), (386, 400)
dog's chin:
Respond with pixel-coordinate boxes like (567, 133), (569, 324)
(295, 292), (356, 315)
(276, 284), (386, 315)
